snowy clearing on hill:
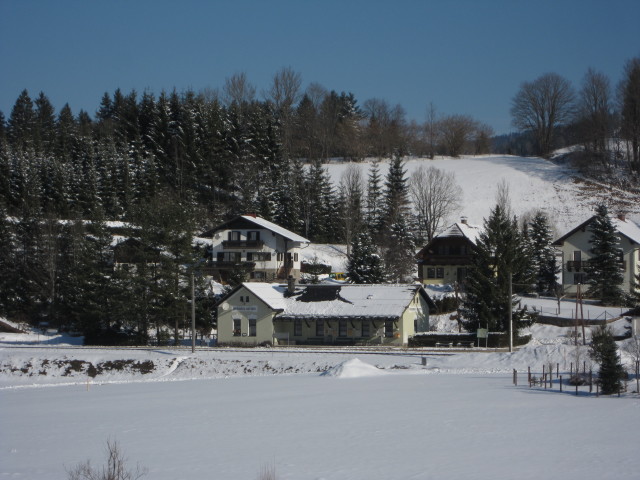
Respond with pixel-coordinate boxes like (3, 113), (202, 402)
(325, 155), (640, 234)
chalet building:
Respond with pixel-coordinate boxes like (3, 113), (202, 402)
(416, 218), (482, 286)
(201, 215), (310, 283)
(216, 281), (435, 346)
(552, 214), (640, 296)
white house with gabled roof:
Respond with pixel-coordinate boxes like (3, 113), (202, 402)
(552, 214), (640, 296)
(201, 215), (310, 283)
(216, 282), (436, 346)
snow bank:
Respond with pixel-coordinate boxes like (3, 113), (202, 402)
(320, 358), (387, 378)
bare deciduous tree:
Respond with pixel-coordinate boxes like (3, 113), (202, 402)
(495, 179), (512, 218)
(618, 57), (640, 170)
(339, 164), (365, 254)
(222, 72), (256, 106)
(511, 73), (575, 158)
(437, 114), (477, 157)
(409, 165), (462, 243)
(576, 68), (612, 162)
(425, 102), (438, 159)
(66, 440), (147, 480)
(266, 67), (302, 159)
(474, 122), (494, 155)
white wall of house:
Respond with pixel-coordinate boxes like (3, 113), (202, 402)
(217, 287), (276, 345)
(219, 288), (429, 347)
(210, 227), (305, 280)
(557, 228), (639, 295)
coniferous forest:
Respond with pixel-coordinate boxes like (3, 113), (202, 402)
(0, 81), (433, 343)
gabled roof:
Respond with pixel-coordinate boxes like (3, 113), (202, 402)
(221, 283), (435, 320)
(416, 221), (482, 257)
(202, 215), (310, 243)
(553, 216), (640, 246)
(436, 222), (482, 245)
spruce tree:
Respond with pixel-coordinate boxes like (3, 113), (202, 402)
(347, 231), (384, 284)
(462, 204), (534, 333)
(528, 211), (558, 295)
(365, 160), (383, 237)
(590, 325), (625, 394)
(585, 204), (624, 305)
(8, 90), (35, 152)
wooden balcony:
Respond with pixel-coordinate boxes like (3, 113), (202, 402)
(222, 240), (264, 249)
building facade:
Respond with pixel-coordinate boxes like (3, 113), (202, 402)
(553, 215), (640, 296)
(416, 219), (481, 286)
(202, 215), (310, 283)
(216, 282), (435, 346)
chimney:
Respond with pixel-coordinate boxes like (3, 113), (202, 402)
(460, 216), (468, 225)
(617, 213), (626, 222)
(287, 275), (295, 295)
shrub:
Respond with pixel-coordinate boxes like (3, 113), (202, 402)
(66, 439), (147, 480)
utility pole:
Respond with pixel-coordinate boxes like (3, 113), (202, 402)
(191, 271), (196, 353)
(508, 271), (513, 353)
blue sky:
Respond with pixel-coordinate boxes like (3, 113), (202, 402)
(1, 0), (638, 135)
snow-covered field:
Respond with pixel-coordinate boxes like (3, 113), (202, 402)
(2, 321), (640, 480)
(325, 155), (640, 234)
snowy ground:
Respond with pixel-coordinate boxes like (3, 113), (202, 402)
(2, 320), (640, 480)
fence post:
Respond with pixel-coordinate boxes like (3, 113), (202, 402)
(589, 370), (593, 393)
(528, 366), (531, 384)
(556, 363), (559, 379)
(560, 375), (563, 392)
(513, 369), (517, 386)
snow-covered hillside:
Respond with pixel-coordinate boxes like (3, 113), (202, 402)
(325, 155), (640, 235)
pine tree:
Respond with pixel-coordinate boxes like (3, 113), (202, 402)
(380, 153), (414, 280)
(8, 90), (35, 152)
(462, 204), (534, 333)
(585, 204), (624, 305)
(590, 325), (625, 395)
(383, 219), (415, 282)
(528, 211), (558, 295)
(347, 231), (384, 283)
(34, 92), (56, 155)
(365, 160), (383, 237)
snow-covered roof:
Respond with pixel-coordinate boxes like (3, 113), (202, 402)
(435, 221), (482, 245)
(553, 215), (640, 245)
(241, 283), (430, 320)
(613, 217), (640, 244)
(203, 215), (310, 243)
(238, 215), (310, 243)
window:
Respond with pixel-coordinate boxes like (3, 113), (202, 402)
(384, 320), (394, 338)
(217, 252), (241, 263)
(247, 252), (271, 262)
(617, 249), (624, 264)
(361, 320), (370, 337)
(426, 268), (444, 279)
(316, 319), (324, 337)
(573, 251), (581, 262)
(338, 320), (347, 337)
(250, 271), (265, 280)
(427, 268), (436, 279)
(294, 320), (302, 336)
(294, 253), (298, 262)
(233, 319), (241, 336)
(277, 252), (284, 262)
(228, 231), (241, 241)
(249, 318), (256, 337)
(247, 231), (260, 241)
(436, 267), (444, 278)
